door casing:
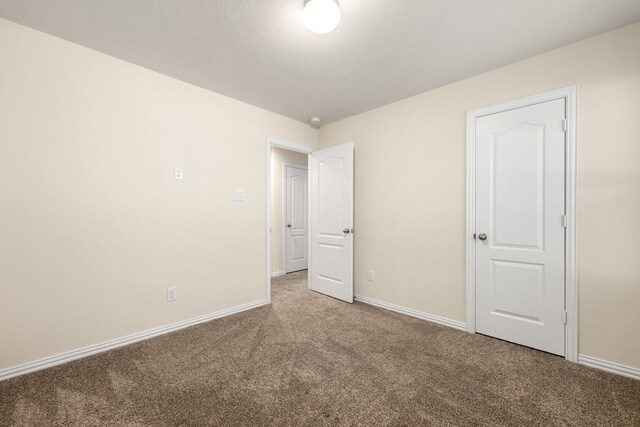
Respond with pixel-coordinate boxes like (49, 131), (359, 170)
(466, 86), (579, 362)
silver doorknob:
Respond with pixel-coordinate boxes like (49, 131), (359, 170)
(478, 233), (487, 241)
(343, 228), (351, 234)
(287, 224), (292, 228)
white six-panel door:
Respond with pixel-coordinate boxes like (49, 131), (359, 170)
(285, 166), (308, 273)
(475, 99), (566, 356)
(309, 142), (354, 303)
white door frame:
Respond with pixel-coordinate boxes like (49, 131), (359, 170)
(466, 85), (579, 362)
(265, 137), (312, 304)
(283, 163), (308, 273)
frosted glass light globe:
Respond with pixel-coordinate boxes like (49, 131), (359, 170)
(303, 0), (341, 34)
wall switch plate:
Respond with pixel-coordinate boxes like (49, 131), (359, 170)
(234, 189), (245, 201)
(167, 287), (177, 302)
(174, 168), (183, 180)
(367, 270), (375, 282)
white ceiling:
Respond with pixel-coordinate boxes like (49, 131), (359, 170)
(1, 1), (640, 125)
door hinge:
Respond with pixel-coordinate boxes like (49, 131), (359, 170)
(561, 119), (568, 132)
(562, 214), (568, 228)
(562, 311), (568, 325)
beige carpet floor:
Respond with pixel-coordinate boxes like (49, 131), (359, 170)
(1, 271), (639, 426)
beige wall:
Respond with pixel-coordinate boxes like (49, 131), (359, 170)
(270, 148), (308, 274)
(2, 15), (638, 373)
(0, 18), (317, 370)
(319, 22), (640, 369)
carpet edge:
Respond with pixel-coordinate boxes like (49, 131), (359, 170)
(0, 298), (268, 382)
(354, 294), (467, 331)
(578, 355), (640, 380)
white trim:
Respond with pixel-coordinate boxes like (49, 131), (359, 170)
(466, 111), (477, 334)
(578, 355), (640, 380)
(266, 137), (313, 303)
(307, 151), (313, 290)
(283, 163), (308, 274)
(466, 85), (579, 362)
(0, 299), (267, 382)
(355, 294), (467, 331)
(283, 163), (308, 170)
(271, 271), (285, 278)
(564, 87), (579, 363)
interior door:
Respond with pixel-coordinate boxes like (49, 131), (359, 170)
(475, 99), (566, 356)
(285, 166), (308, 273)
(309, 142), (354, 303)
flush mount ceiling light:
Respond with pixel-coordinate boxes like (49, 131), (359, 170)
(303, 0), (341, 34)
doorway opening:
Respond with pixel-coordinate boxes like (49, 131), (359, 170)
(273, 150), (308, 276)
(265, 138), (312, 303)
(265, 138), (355, 304)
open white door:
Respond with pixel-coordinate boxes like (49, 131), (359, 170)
(309, 142), (354, 303)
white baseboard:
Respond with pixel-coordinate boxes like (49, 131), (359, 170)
(0, 299), (268, 382)
(271, 271), (285, 278)
(354, 294), (467, 331)
(354, 295), (639, 381)
(578, 355), (640, 380)
(4, 296), (637, 383)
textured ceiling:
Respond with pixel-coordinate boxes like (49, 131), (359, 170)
(1, 0), (640, 125)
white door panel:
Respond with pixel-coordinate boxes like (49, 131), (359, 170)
(318, 243), (343, 282)
(286, 166), (308, 273)
(476, 99), (566, 356)
(492, 124), (545, 248)
(310, 143), (353, 303)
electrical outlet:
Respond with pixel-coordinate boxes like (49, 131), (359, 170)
(367, 270), (375, 282)
(174, 168), (183, 180)
(167, 287), (177, 302)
